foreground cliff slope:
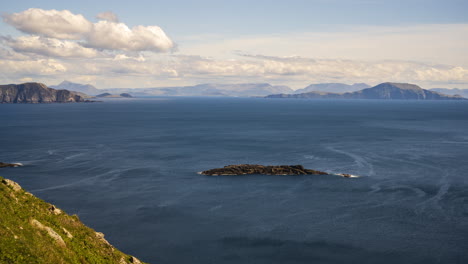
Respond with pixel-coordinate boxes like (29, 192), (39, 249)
(0, 176), (145, 264)
(267, 82), (466, 100)
(0, 83), (87, 103)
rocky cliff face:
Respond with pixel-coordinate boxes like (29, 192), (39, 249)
(0, 82), (88, 103)
(266, 82), (466, 100)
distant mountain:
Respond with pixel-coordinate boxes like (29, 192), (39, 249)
(430, 88), (468, 98)
(51, 81), (101, 96)
(103, 83), (293, 97)
(0, 83), (89, 103)
(266, 82), (466, 100)
(294, 83), (370, 94)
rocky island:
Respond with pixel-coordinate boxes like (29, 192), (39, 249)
(96, 93), (133, 98)
(201, 164), (333, 176)
(201, 164), (357, 178)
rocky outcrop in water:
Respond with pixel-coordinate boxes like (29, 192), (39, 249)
(0, 162), (23, 168)
(0, 83), (91, 103)
(95, 92), (133, 98)
(201, 164), (330, 176)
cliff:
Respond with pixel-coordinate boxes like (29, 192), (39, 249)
(0, 83), (90, 103)
(266, 82), (466, 100)
(0, 176), (146, 264)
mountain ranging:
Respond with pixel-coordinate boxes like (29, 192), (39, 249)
(51, 81), (101, 96)
(430, 88), (468, 98)
(294, 83), (370, 94)
(0, 83), (89, 103)
(266, 82), (466, 100)
(102, 83), (293, 97)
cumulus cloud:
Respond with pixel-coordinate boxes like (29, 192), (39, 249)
(96, 11), (119, 23)
(2, 8), (92, 39)
(2, 8), (175, 53)
(5, 36), (98, 58)
(85, 21), (174, 52)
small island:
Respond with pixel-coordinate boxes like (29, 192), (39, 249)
(0, 162), (23, 168)
(200, 164), (357, 177)
(95, 93), (133, 98)
(201, 164), (329, 176)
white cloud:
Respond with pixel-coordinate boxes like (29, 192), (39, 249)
(2, 8), (175, 53)
(85, 21), (174, 52)
(5, 36), (98, 58)
(96, 11), (119, 23)
(2, 8), (92, 39)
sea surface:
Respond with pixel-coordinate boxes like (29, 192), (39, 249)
(1, 98), (468, 264)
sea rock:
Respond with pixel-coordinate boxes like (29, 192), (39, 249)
(0, 162), (23, 168)
(201, 164), (329, 176)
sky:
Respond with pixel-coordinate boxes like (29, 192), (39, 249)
(1, 0), (467, 89)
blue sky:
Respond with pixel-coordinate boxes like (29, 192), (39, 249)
(3, 0), (468, 35)
(1, 0), (467, 88)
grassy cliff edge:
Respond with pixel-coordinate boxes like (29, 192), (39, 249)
(0, 176), (146, 264)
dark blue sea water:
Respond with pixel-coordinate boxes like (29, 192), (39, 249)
(1, 98), (468, 264)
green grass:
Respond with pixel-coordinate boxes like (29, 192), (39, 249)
(0, 176), (146, 264)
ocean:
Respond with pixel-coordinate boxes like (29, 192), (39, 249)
(1, 97), (468, 263)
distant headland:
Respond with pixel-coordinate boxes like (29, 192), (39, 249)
(0, 83), (95, 103)
(266, 82), (466, 100)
